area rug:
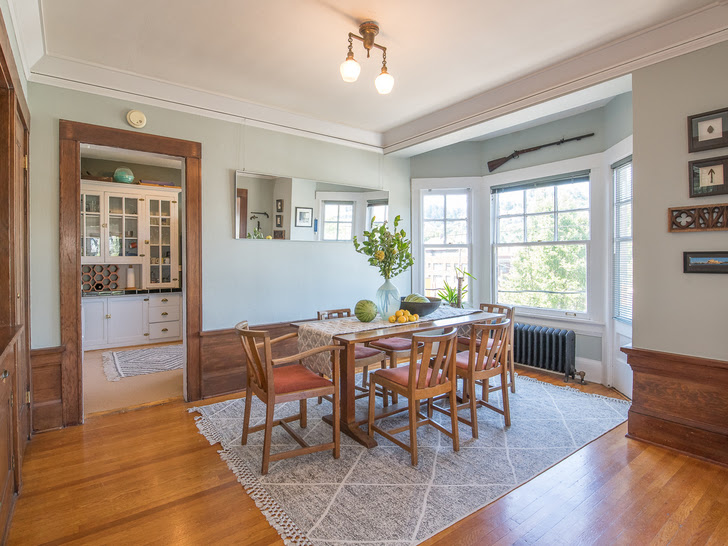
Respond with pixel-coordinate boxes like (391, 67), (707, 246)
(102, 344), (184, 381)
(190, 376), (629, 545)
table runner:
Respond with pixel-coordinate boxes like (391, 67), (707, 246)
(298, 306), (478, 375)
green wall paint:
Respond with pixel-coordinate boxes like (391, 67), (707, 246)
(28, 83), (411, 348)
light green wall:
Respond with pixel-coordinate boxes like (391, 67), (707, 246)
(410, 93), (633, 179)
(632, 41), (727, 361)
(28, 82), (411, 348)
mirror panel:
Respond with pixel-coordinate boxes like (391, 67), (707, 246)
(234, 171), (388, 241)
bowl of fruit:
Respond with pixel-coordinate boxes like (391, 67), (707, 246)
(398, 294), (442, 317)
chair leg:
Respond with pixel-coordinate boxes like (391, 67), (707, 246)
(408, 396), (418, 466)
(362, 365), (369, 388)
(427, 398), (434, 419)
(469, 376), (479, 439)
(390, 354), (399, 404)
(449, 386), (460, 453)
(261, 401), (275, 475)
(300, 398), (307, 428)
(368, 378), (377, 438)
(502, 369), (511, 427)
(509, 346), (516, 393)
(333, 387), (340, 460)
(242, 385), (252, 445)
(318, 373), (325, 404)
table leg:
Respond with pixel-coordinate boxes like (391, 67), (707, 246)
(322, 341), (377, 448)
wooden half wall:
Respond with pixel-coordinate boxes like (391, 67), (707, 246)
(622, 347), (728, 467)
(29, 347), (64, 431)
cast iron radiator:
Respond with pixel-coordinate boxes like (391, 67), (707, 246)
(513, 323), (581, 383)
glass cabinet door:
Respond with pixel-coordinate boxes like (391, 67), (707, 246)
(147, 197), (177, 287)
(106, 194), (141, 262)
(81, 192), (103, 263)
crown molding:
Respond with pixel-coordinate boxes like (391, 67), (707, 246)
(382, 2), (728, 155)
(5, 0), (44, 83)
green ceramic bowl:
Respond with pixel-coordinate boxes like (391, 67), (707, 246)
(113, 167), (135, 183)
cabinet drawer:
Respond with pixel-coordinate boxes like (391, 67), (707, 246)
(149, 306), (180, 323)
(149, 322), (180, 340)
(149, 293), (181, 308)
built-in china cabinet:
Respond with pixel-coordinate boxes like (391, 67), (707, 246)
(80, 180), (182, 350)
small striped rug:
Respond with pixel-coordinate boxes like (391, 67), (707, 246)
(102, 344), (184, 382)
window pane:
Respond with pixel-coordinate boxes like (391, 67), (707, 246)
(423, 220), (445, 244)
(446, 194), (467, 219)
(526, 186), (554, 214)
(338, 222), (352, 240)
(340, 204), (353, 222)
(423, 194), (444, 220)
(497, 190), (523, 216)
(423, 248), (469, 299)
(323, 222), (338, 240)
(558, 210), (590, 241)
(496, 244), (587, 312)
(616, 203), (632, 238)
(498, 217), (524, 244)
(526, 214), (554, 242)
(324, 204), (338, 222)
(108, 196), (123, 215)
(557, 182), (589, 210)
(446, 220), (467, 244)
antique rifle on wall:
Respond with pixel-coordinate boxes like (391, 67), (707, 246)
(487, 132), (595, 172)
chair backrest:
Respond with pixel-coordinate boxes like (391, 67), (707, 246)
(480, 303), (514, 342)
(235, 321), (273, 395)
(409, 328), (458, 390)
(317, 308), (352, 320)
(467, 319), (511, 372)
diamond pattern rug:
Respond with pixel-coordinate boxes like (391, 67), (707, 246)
(102, 344), (184, 381)
(190, 376), (629, 545)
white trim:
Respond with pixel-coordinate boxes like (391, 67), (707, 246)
(575, 357), (604, 386)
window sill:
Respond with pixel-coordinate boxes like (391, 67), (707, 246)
(513, 311), (605, 337)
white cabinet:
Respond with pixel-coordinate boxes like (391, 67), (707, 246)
(82, 293), (182, 350)
(81, 181), (181, 289)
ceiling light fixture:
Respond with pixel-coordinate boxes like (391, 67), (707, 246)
(340, 21), (394, 95)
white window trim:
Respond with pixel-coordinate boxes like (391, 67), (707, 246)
(411, 177), (482, 305)
(315, 190), (388, 241)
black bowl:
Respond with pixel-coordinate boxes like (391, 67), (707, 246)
(399, 296), (442, 317)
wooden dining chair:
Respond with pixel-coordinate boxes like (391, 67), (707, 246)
(437, 319), (511, 438)
(367, 328), (460, 466)
(316, 308), (389, 403)
(367, 335), (425, 404)
(457, 303), (516, 394)
(235, 321), (343, 475)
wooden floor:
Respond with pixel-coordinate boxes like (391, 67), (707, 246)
(8, 368), (728, 545)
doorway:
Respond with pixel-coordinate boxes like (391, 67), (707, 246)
(58, 121), (203, 426)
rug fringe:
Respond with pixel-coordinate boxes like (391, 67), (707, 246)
(101, 351), (121, 382)
(516, 375), (631, 405)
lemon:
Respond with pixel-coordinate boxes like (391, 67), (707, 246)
(408, 315), (417, 322)
(397, 315), (407, 323)
(395, 310), (405, 317)
(403, 310), (411, 316)
(413, 314), (419, 321)
(388, 315), (396, 323)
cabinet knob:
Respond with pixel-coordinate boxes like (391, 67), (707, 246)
(161, 298), (168, 303)
(139, 254), (146, 257)
(173, 278), (178, 281)
(105, 314), (111, 319)
(144, 298), (149, 301)
(144, 333), (150, 336)
(0, 370), (8, 383)
(145, 240), (149, 244)
(161, 328), (168, 333)
(16, 293), (20, 299)
(161, 312), (168, 316)
(102, 223), (108, 228)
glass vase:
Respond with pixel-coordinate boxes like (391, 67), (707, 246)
(375, 279), (401, 319)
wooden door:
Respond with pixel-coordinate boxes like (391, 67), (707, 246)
(12, 108), (29, 487)
(0, 348), (15, 532)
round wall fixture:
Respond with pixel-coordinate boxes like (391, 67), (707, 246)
(126, 110), (147, 128)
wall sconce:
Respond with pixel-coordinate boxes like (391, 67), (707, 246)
(340, 21), (394, 95)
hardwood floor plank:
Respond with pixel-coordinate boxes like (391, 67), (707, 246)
(7, 367), (728, 545)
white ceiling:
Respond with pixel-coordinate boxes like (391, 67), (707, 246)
(9, 0), (728, 154)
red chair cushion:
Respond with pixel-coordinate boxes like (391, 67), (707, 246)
(370, 337), (416, 352)
(354, 345), (383, 359)
(273, 364), (332, 394)
(455, 351), (472, 370)
(458, 337), (501, 349)
(374, 363), (441, 387)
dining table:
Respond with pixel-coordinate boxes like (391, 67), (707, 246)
(292, 307), (504, 448)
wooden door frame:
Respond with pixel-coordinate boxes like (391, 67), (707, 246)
(59, 120), (202, 425)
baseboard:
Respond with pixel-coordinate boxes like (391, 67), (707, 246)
(575, 357), (603, 385)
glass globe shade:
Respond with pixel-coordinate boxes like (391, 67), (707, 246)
(340, 58), (361, 83)
(375, 71), (394, 94)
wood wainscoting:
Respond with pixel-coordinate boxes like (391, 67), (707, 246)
(199, 321), (300, 399)
(29, 347), (64, 432)
(621, 347), (728, 467)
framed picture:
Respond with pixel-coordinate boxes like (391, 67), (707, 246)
(688, 155), (728, 198)
(276, 199), (283, 213)
(295, 207), (313, 227)
(273, 229), (285, 239)
(275, 214), (283, 228)
(683, 251), (728, 274)
(688, 108), (728, 153)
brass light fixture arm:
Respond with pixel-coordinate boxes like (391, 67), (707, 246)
(347, 32), (387, 59)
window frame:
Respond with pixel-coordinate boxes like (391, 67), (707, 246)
(492, 175), (592, 317)
(321, 200), (355, 241)
(612, 158), (633, 324)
